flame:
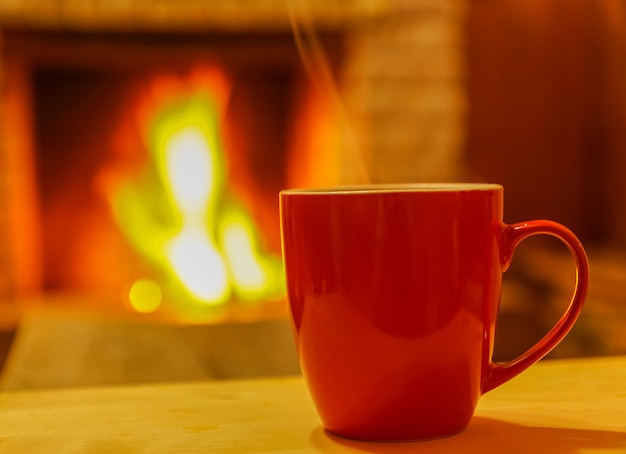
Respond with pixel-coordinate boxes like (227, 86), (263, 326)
(153, 100), (231, 306)
(219, 207), (284, 301)
(105, 67), (284, 313)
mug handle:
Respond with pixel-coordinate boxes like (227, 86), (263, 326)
(482, 220), (590, 393)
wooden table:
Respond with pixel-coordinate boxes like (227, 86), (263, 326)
(1, 356), (625, 453)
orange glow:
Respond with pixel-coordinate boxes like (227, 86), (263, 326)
(3, 63), (43, 296)
(286, 79), (343, 189)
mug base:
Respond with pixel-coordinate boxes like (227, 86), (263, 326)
(324, 424), (468, 443)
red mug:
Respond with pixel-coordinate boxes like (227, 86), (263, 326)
(279, 183), (589, 441)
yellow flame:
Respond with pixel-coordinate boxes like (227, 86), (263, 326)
(222, 216), (266, 291)
(165, 225), (230, 304)
(165, 126), (215, 215)
(219, 208), (284, 301)
(107, 83), (285, 312)
(160, 123), (230, 305)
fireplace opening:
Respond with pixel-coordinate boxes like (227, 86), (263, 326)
(4, 29), (345, 322)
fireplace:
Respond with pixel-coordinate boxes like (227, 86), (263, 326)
(0, 2), (468, 326)
(0, 28), (350, 321)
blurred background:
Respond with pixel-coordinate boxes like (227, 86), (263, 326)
(0, 0), (624, 389)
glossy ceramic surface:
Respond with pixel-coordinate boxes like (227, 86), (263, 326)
(279, 184), (588, 441)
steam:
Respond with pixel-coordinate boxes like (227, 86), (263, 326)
(287, 1), (370, 184)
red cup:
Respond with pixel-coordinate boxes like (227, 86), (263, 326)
(279, 183), (589, 441)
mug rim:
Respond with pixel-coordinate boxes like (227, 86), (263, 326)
(280, 183), (502, 195)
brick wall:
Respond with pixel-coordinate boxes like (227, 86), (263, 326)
(341, 1), (467, 183)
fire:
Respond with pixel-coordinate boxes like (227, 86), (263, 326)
(156, 105), (231, 305)
(104, 67), (284, 314)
